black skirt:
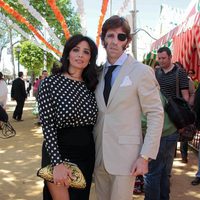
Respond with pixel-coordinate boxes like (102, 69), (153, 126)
(42, 125), (95, 200)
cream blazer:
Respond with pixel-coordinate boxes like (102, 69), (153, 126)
(93, 55), (164, 175)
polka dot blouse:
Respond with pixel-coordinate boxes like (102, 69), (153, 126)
(38, 74), (98, 166)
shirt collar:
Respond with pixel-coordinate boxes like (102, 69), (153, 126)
(106, 53), (128, 68)
(160, 64), (177, 74)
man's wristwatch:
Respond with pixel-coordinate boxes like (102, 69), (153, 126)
(140, 154), (149, 161)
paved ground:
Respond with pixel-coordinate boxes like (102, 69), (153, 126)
(0, 97), (200, 200)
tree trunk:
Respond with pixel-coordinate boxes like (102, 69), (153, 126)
(8, 28), (16, 79)
(0, 46), (3, 63)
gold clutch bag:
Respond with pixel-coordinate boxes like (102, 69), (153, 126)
(37, 162), (86, 189)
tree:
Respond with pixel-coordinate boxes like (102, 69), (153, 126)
(0, 19), (19, 78)
(0, 21), (10, 62)
(1, 0), (82, 77)
(1, 0), (82, 45)
(15, 41), (44, 76)
(15, 41), (58, 78)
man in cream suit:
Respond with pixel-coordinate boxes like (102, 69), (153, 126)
(93, 15), (164, 200)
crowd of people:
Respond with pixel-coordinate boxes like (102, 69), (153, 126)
(0, 15), (200, 200)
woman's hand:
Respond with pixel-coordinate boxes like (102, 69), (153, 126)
(53, 163), (73, 187)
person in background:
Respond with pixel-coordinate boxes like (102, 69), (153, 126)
(143, 92), (177, 200)
(26, 80), (32, 97)
(33, 76), (41, 99)
(146, 47), (188, 200)
(0, 72), (8, 109)
(175, 62), (195, 163)
(35, 70), (48, 126)
(187, 69), (196, 107)
(155, 56), (189, 101)
(181, 68), (196, 163)
(38, 70), (48, 91)
(191, 84), (200, 185)
(51, 62), (61, 75)
(187, 69), (199, 89)
(93, 15), (164, 200)
(38, 34), (98, 200)
(188, 69), (196, 81)
(0, 72), (8, 129)
(11, 71), (27, 121)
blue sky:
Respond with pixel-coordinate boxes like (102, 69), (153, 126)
(71, 0), (191, 40)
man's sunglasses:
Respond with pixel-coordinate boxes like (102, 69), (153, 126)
(117, 33), (127, 41)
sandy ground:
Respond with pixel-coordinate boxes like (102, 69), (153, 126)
(0, 98), (200, 200)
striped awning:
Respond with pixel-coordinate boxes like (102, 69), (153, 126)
(143, 41), (172, 67)
(149, 2), (200, 80)
(172, 24), (200, 80)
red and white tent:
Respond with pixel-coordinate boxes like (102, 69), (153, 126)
(150, 0), (200, 80)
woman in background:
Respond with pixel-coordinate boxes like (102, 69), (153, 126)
(0, 72), (8, 109)
(0, 72), (8, 129)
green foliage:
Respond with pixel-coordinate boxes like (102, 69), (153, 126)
(14, 41), (44, 76)
(14, 41), (59, 76)
(1, 0), (82, 75)
(46, 52), (57, 72)
(1, 0), (82, 45)
(1, 0), (40, 36)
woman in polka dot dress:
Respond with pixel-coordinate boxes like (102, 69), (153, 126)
(38, 34), (98, 200)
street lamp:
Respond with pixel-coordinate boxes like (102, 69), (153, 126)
(16, 47), (21, 74)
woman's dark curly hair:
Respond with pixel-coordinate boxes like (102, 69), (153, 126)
(60, 34), (98, 92)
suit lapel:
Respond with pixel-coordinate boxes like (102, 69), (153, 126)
(95, 67), (107, 108)
(107, 56), (136, 106)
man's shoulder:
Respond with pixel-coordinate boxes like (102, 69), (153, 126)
(12, 78), (18, 85)
(125, 55), (150, 70)
(128, 62), (155, 81)
(156, 65), (178, 76)
(14, 77), (23, 82)
(125, 54), (137, 65)
(155, 67), (162, 76)
(133, 61), (154, 74)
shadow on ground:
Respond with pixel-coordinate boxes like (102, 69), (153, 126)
(1, 99), (200, 200)
(0, 99), (43, 200)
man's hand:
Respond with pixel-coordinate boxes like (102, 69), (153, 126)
(131, 156), (148, 176)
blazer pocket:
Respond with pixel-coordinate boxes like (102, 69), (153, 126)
(118, 135), (140, 145)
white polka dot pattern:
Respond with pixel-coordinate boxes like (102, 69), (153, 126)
(38, 74), (98, 166)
